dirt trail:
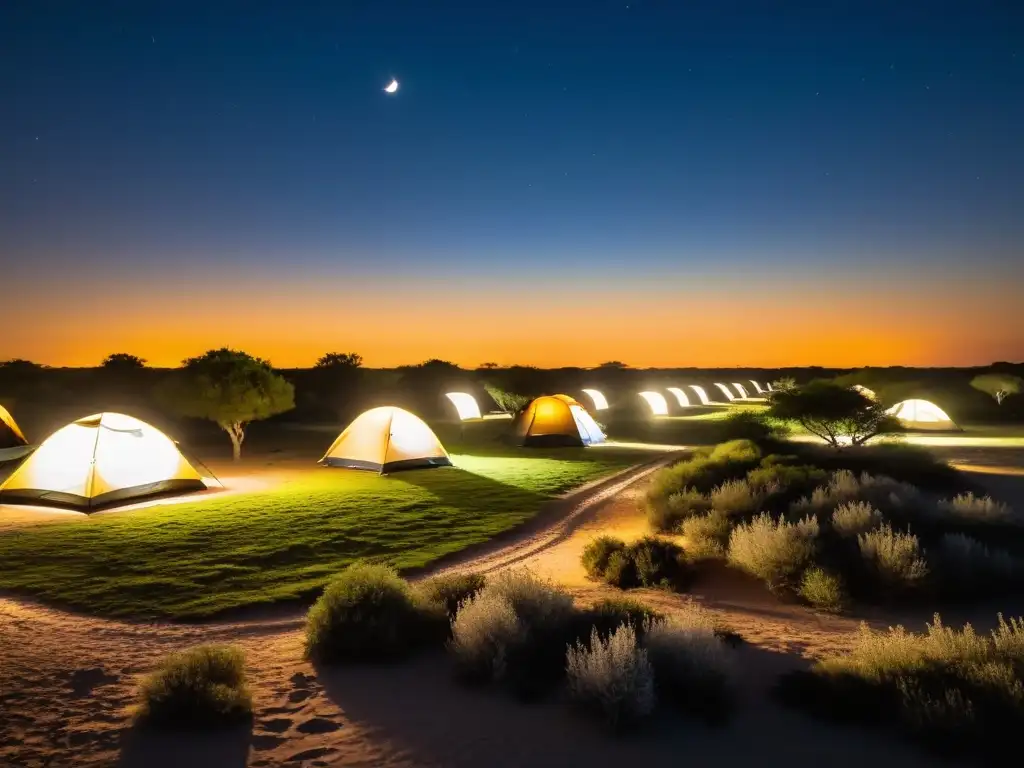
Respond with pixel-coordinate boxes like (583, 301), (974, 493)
(0, 457), (957, 768)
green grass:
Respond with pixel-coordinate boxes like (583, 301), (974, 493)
(0, 448), (646, 620)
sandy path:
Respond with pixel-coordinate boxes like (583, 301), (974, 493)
(0, 457), (960, 768)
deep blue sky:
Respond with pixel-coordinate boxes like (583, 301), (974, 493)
(2, 1), (1022, 366)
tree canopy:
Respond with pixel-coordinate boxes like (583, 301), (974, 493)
(770, 381), (898, 448)
(314, 352), (363, 369)
(484, 383), (530, 415)
(971, 374), (1023, 405)
(158, 348), (294, 460)
(101, 353), (147, 370)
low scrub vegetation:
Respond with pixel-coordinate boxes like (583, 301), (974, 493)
(305, 562), (446, 663)
(135, 645), (252, 728)
(583, 597), (663, 639)
(727, 513), (819, 590)
(857, 525), (929, 591)
(566, 623), (655, 731)
(938, 492), (1015, 525)
(799, 567), (845, 613)
(680, 511), (731, 560)
(774, 614), (1024, 759)
(644, 617), (736, 722)
(415, 572), (487, 619)
(831, 501), (882, 537)
(581, 536), (689, 590)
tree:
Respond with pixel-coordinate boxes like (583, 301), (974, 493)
(478, 362), (499, 370)
(315, 352), (363, 369)
(770, 376), (797, 392)
(769, 382), (898, 448)
(484, 383), (530, 416)
(158, 348), (294, 460)
(101, 353), (147, 370)
(597, 361), (629, 369)
(971, 374), (1023, 406)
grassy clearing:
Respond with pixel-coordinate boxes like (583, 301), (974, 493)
(0, 447), (646, 619)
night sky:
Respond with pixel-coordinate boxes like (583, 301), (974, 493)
(3, 2), (1022, 368)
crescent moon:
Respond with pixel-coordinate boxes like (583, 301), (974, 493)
(384, 79), (399, 93)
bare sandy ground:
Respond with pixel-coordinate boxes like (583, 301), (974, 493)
(6, 455), (1020, 767)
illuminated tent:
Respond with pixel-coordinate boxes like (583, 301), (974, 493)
(0, 412), (207, 510)
(886, 399), (958, 432)
(749, 381), (765, 394)
(0, 405), (27, 450)
(512, 395), (605, 447)
(445, 392), (482, 421)
(666, 387), (690, 408)
(852, 385), (877, 400)
(689, 385), (712, 406)
(321, 406), (451, 473)
(639, 391), (669, 416)
(581, 389), (609, 411)
(714, 383), (736, 402)
(732, 383), (750, 399)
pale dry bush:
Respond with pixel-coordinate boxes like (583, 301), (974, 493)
(939, 493), (1015, 525)
(710, 478), (764, 518)
(671, 598), (719, 633)
(993, 614), (1024, 660)
(484, 568), (575, 631)
(566, 623), (655, 729)
(727, 513), (819, 588)
(643, 617), (736, 718)
(791, 470), (925, 519)
(831, 501), (883, 537)
(857, 524), (929, 588)
(680, 512), (731, 560)
(449, 591), (523, 682)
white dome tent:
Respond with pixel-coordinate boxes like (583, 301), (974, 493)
(886, 399), (958, 432)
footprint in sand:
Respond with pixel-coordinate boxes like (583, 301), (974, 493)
(260, 717), (293, 734)
(251, 734), (287, 751)
(287, 746), (337, 762)
(288, 687), (314, 703)
(295, 717), (341, 734)
(65, 667), (120, 698)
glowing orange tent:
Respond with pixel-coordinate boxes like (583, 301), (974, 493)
(0, 405), (27, 450)
(511, 395), (605, 447)
(321, 406), (451, 473)
(0, 412), (208, 510)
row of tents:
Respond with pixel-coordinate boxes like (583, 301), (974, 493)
(0, 394), (605, 512)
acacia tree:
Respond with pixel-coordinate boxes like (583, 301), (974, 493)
(971, 374), (1023, 406)
(484, 383), (530, 416)
(315, 352), (363, 369)
(101, 353), (147, 370)
(159, 348), (294, 460)
(769, 382), (898, 448)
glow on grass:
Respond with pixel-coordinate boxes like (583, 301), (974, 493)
(666, 387), (690, 407)
(688, 385), (711, 405)
(638, 391), (670, 416)
(886, 399), (958, 431)
(581, 388), (609, 410)
(714, 383), (736, 402)
(732, 383), (750, 399)
(445, 392), (482, 420)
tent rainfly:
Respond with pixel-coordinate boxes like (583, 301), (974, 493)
(581, 389), (609, 411)
(639, 391), (670, 416)
(714, 383), (736, 402)
(749, 380), (765, 394)
(732, 383), (750, 399)
(689, 385), (712, 405)
(512, 395), (605, 447)
(0, 412), (208, 511)
(321, 406), (451, 473)
(886, 399), (959, 432)
(0, 404), (27, 450)
(666, 387), (690, 408)
(445, 392), (482, 421)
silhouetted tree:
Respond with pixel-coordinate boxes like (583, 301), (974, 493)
(157, 348), (294, 460)
(770, 382), (897, 448)
(315, 352), (363, 369)
(478, 362), (499, 370)
(101, 353), (147, 370)
(971, 374), (1023, 405)
(310, 352), (364, 419)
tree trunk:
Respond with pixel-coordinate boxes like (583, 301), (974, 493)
(221, 422), (245, 461)
(997, 391), (1006, 405)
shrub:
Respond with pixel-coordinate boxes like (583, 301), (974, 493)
(643, 618), (736, 722)
(630, 536), (690, 589)
(832, 501), (883, 537)
(304, 562), (446, 663)
(581, 536), (629, 580)
(799, 567), (845, 613)
(584, 597), (663, 640)
(566, 623), (655, 731)
(715, 411), (783, 443)
(774, 614), (1024, 759)
(602, 549), (639, 588)
(135, 645), (252, 728)
(416, 572), (486, 619)
(450, 569), (577, 696)
(791, 470), (927, 521)
(746, 463), (828, 509)
(710, 478), (764, 518)
(857, 525), (929, 591)
(727, 513), (819, 589)
(708, 439), (762, 465)
(935, 533), (1016, 594)
(449, 591), (523, 683)
(680, 512), (731, 560)
(648, 488), (710, 532)
(938, 493), (1015, 526)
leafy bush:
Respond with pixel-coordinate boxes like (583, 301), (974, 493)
(710, 478), (764, 518)
(799, 567), (845, 613)
(566, 623), (655, 731)
(603, 549), (639, 588)
(647, 441), (761, 512)
(714, 411), (784, 443)
(728, 513), (819, 589)
(584, 597), (663, 640)
(774, 614), (1024, 759)
(746, 462), (828, 509)
(643, 618), (736, 722)
(791, 470), (926, 521)
(581, 536), (629, 580)
(648, 488), (710, 532)
(857, 525), (929, 591)
(832, 501), (883, 537)
(450, 569), (577, 696)
(136, 645), (252, 728)
(305, 562), (446, 663)
(416, 572), (486, 619)
(680, 512), (732, 560)
(938, 493), (1015, 526)
(708, 439), (762, 465)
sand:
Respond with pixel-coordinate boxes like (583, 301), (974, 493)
(6, 456), (1019, 767)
